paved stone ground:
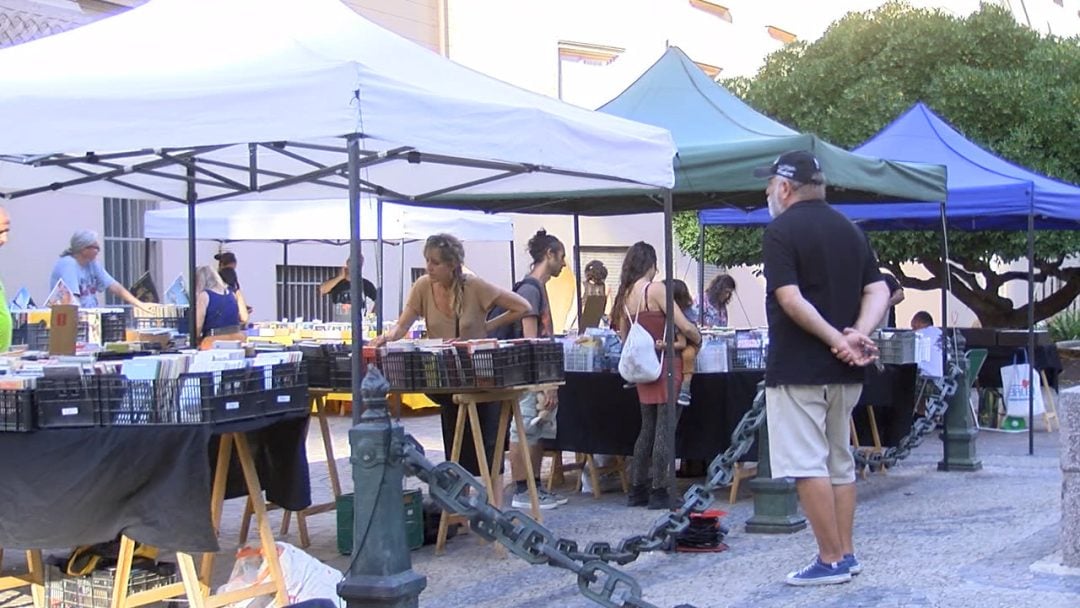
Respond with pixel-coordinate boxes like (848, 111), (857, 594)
(3, 409), (1078, 608)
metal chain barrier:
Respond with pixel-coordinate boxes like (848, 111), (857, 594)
(400, 388), (768, 608)
(853, 346), (965, 470)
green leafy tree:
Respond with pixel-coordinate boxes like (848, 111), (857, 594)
(675, 2), (1080, 328)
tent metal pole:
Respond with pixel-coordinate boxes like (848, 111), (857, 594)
(573, 214), (582, 334)
(400, 239), (406, 321)
(698, 220), (706, 319)
(939, 201), (949, 471)
(282, 241), (289, 319)
(186, 165), (197, 339)
(1027, 203), (1035, 455)
(377, 199), (384, 333)
(348, 138), (364, 426)
(663, 190), (677, 418)
(509, 241), (516, 286)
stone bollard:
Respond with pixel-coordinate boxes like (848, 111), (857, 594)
(337, 367), (427, 608)
(1061, 387), (1080, 568)
(746, 390), (807, 534)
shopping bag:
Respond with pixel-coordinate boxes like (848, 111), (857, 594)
(618, 283), (663, 384)
(216, 542), (343, 608)
(999, 356), (1045, 418)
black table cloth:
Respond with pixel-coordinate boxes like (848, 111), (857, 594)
(554, 365), (917, 459)
(853, 364), (917, 448)
(0, 412), (310, 553)
(553, 371), (763, 460)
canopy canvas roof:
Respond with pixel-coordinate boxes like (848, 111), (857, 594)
(700, 102), (1080, 230)
(144, 198), (514, 243)
(445, 46), (943, 215)
(0, 0), (675, 206)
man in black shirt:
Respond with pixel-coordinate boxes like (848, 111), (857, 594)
(319, 255), (377, 309)
(757, 151), (889, 586)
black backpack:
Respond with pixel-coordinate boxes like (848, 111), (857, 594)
(487, 276), (544, 340)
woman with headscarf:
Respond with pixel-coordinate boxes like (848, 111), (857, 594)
(49, 230), (151, 311)
(374, 233), (530, 477)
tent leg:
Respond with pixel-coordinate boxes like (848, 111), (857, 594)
(347, 138), (364, 426)
(399, 239), (406, 324)
(186, 165), (197, 340)
(697, 221), (706, 317)
(282, 241), (289, 320)
(377, 200), (384, 332)
(1027, 206), (1036, 455)
(573, 214), (582, 334)
(509, 241), (516, 286)
(662, 190), (676, 413)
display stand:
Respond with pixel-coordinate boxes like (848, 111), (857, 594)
(237, 390), (343, 549)
(0, 549), (44, 608)
(173, 432), (288, 608)
(425, 383), (563, 555)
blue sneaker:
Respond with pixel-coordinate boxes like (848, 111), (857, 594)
(785, 557), (851, 586)
(842, 553), (862, 575)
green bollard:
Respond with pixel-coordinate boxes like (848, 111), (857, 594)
(337, 367), (427, 608)
(745, 404), (807, 534)
(938, 368), (983, 472)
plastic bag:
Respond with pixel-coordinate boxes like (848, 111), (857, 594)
(1000, 355), (1045, 418)
(216, 542), (343, 608)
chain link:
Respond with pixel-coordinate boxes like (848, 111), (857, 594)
(396, 345), (967, 607)
(853, 343), (965, 470)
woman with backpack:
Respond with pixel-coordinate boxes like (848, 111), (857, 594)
(611, 242), (701, 510)
(373, 233), (529, 478)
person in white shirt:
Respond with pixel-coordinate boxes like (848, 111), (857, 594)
(911, 311), (943, 378)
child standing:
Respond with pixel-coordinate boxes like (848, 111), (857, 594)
(671, 280), (701, 406)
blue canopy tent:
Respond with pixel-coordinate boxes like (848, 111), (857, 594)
(701, 102), (1080, 453)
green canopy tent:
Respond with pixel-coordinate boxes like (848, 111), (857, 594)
(431, 46), (947, 414)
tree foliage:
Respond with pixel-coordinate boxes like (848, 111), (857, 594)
(675, 2), (1080, 327)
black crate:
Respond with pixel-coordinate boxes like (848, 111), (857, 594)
(36, 376), (99, 428)
(329, 352), (353, 390)
(177, 368), (262, 422)
(10, 320), (89, 350)
(134, 314), (189, 333)
(98, 374), (212, 425)
(46, 564), (178, 608)
(377, 350), (417, 390)
(463, 344), (530, 388)
(0, 389), (34, 431)
(258, 362), (310, 414)
(528, 341), (566, 384)
(729, 345), (767, 370)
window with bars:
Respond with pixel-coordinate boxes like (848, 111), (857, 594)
(276, 264), (340, 321)
(102, 198), (159, 305)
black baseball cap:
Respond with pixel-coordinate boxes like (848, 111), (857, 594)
(753, 150), (823, 184)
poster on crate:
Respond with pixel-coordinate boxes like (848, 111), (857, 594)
(48, 304), (79, 355)
(1000, 361), (1045, 418)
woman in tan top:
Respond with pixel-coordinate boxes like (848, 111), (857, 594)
(375, 233), (529, 475)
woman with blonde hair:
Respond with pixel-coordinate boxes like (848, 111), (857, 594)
(375, 233), (530, 475)
(194, 265), (248, 349)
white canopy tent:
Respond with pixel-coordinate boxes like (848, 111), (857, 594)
(0, 0), (674, 204)
(143, 199), (514, 243)
(144, 197), (517, 320)
(0, 0), (679, 448)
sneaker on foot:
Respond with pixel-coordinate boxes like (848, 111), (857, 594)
(677, 389), (692, 407)
(842, 553), (862, 575)
(511, 491), (559, 510)
(785, 557), (851, 586)
(539, 488), (569, 506)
